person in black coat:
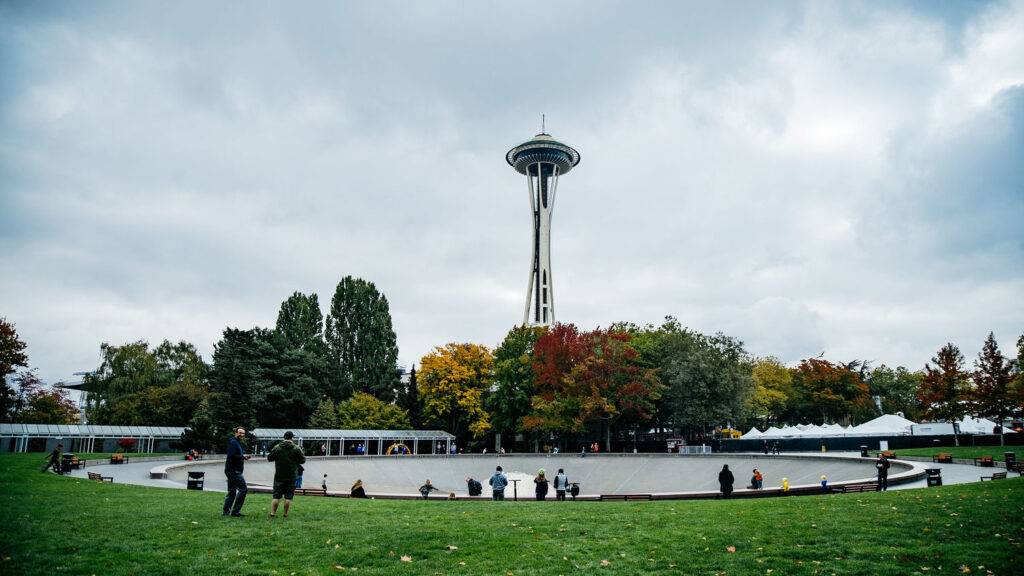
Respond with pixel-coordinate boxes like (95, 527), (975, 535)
(350, 479), (367, 498)
(718, 464), (735, 499)
(875, 454), (891, 491)
(534, 469), (549, 501)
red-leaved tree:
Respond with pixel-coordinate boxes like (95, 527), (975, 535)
(523, 324), (661, 450)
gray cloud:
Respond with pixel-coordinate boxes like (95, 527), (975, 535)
(1, 0), (1021, 383)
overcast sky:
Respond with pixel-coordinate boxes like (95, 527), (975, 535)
(2, 1), (1022, 385)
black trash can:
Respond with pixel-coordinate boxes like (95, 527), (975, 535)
(860, 445), (868, 458)
(1004, 452), (1016, 471)
(187, 471), (205, 491)
(925, 468), (942, 487)
(61, 454), (74, 474)
(570, 483), (580, 501)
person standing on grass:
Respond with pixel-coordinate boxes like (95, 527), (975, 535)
(268, 431), (306, 518)
(223, 428), (250, 517)
(42, 443), (63, 474)
(876, 453), (891, 491)
(718, 464), (734, 499)
(489, 466), (508, 501)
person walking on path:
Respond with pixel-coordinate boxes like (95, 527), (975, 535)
(876, 453), (891, 491)
(42, 444), (63, 474)
(489, 466), (508, 501)
(718, 464), (735, 499)
(223, 428), (250, 516)
(268, 431), (306, 518)
(534, 469), (549, 501)
(553, 468), (569, 501)
(419, 480), (439, 500)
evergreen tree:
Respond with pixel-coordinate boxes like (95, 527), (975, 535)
(972, 332), (1015, 445)
(919, 343), (971, 446)
(324, 276), (400, 401)
(308, 398), (339, 429)
(276, 292), (326, 352)
(396, 365), (423, 428)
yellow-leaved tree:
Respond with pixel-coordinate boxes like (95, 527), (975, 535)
(418, 343), (493, 441)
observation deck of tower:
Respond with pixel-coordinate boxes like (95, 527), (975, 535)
(506, 131), (580, 327)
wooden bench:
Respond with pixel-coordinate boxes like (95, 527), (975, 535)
(974, 455), (994, 467)
(87, 471), (113, 482)
(980, 471), (1007, 481)
(109, 454), (129, 464)
(599, 494), (652, 501)
(932, 453), (953, 463)
(832, 482), (881, 494)
(880, 451), (896, 459)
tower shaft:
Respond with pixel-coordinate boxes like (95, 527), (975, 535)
(524, 164), (560, 326)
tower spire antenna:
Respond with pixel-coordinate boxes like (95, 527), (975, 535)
(505, 129), (580, 327)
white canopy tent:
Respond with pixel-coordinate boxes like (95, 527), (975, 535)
(846, 414), (915, 436)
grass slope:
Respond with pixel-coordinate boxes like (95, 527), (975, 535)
(875, 446), (1021, 462)
(2, 454), (1022, 575)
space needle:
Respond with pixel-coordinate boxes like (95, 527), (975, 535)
(506, 124), (580, 326)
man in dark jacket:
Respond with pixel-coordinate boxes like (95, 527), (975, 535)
(718, 464), (735, 499)
(268, 431), (306, 517)
(466, 477), (483, 496)
(876, 454), (891, 491)
(223, 428), (249, 516)
(42, 444), (63, 474)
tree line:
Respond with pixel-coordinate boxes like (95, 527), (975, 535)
(2, 278), (1022, 452)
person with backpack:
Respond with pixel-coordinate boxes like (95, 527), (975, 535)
(489, 466), (508, 501)
(553, 468), (569, 501)
(466, 477), (483, 496)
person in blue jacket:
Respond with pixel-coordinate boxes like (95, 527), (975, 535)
(489, 466), (508, 501)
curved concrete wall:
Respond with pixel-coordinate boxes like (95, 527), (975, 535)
(164, 453), (922, 499)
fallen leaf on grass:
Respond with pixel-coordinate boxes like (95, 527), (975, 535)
(332, 566), (346, 570)
(726, 546), (736, 552)
(446, 546), (458, 550)
(400, 556), (412, 562)
(458, 562), (466, 566)
(601, 560), (611, 566)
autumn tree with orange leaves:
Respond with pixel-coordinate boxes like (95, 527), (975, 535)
(522, 324), (661, 451)
(790, 358), (873, 426)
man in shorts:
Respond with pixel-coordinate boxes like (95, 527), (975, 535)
(268, 431), (306, 518)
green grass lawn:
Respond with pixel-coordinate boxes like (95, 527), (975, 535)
(875, 446), (1022, 462)
(2, 454), (1023, 575)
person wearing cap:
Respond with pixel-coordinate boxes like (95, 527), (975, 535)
(534, 469), (549, 501)
(268, 431), (306, 518)
(489, 466), (508, 501)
